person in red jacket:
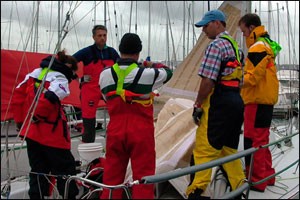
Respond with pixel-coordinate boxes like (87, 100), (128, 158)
(99, 33), (173, 199)
(73, 25), (120, 143)
(11, 50), (79, 199)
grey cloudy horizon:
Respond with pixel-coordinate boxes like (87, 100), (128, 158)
(1, 1), (299, 65)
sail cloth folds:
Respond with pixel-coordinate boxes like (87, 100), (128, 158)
(161, 1), (243, 100)
(0, 49), (105, 121)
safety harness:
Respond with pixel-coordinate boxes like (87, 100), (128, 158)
(218, 35), (243, 87)
(32, 68), (68, 140)
(106, 63), (157, 106)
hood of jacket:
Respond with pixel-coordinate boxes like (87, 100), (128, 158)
(246, 25), (268, 48)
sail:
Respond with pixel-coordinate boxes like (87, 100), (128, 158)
(0, 49), (106, 121)
(162, 2), (243, 100)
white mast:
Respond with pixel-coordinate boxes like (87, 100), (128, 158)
(187, 3), (190, 56)
(104, 1), (107, 27)
(129, 1), (133, 32)
(165, 1), (176, 68)
(183, 1), (185, 60)
(7, 1), (13, 50)
(135, 1), (137, 34)
(166, 13), (169, 66)
(268, 1), (272, 37)
(148, 1), (151, 59)
(192, 1), (195, 46)
(94, 1), (96, 26)
(277, 3), (280, 65)
(58, 1), (61, 51)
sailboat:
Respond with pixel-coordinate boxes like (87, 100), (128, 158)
(274, 64), (299, 119)
(1, 1), (299, 199)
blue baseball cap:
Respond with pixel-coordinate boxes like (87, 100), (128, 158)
(195, 10), (226, 27)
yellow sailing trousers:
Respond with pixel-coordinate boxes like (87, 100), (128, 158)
(186, 86), (246, 196)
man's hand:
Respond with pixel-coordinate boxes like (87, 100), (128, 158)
(143, 61), (153, 68)
(192, 107), (203, 125)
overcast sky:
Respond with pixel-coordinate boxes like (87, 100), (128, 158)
(1, 1), (299, 64)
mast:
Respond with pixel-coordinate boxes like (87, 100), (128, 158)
(129, 1), (133, 32)
(147, 1), (151, 59)
(104, 1), (107, 27)
(183, 1), (185, 60)
(94, 1), (96, 26)
(33, 1), (40, 52)
(165, 1), (176, 68)
(58, 1), (61, 51)
(277, 3), (280, 65)
(8, 1), (13, 50)
(113, 2), (119, 46)
(192, 1), (195, 46)
(166, 14), (169, 66)
(268, 1), (272, 37)
(135, 1), (137, 34)
(47, 2), (53, 52)
(187, 3), (190, 56)
(208, 1), (210, 11)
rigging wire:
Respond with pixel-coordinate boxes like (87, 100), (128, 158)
(113, 1), (120, 46)
(2, 2), (75, 183)
(68, 1), (102, 32)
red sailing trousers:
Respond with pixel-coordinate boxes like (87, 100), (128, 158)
(244, 104), (275, 191)
(80, 83), (101, 118)
(100, 97), (156, 199)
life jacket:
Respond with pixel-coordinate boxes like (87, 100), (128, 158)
(31, 68), (67, 139)
(218, 35), (243, 87)
(105, 63), (157, 106)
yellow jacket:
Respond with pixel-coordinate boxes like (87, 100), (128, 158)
(241, 26), (279, 105)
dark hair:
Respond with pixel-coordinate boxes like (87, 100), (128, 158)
(238, 13), (261, 27)
(220, 21), (226, 28)
(57, 50), (78, 72)
(92, 25), (107, 36)
(119, 33), (142, 54)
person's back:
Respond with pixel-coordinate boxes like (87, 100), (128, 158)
(99, 33), (173, 199)
(239, 13), (280, 192)
(73, 25), (120, 143)
(187, 10), (246, 199)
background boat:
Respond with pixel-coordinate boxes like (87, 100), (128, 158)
(274, 64), (299, 119)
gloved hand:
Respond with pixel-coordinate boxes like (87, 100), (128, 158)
(143, 60), (153, 68)
(192, 107), (203, 125)
(16, 122), (23, 132)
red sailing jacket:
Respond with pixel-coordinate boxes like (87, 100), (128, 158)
(11, 60), (74, 149)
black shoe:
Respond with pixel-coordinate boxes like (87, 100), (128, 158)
(188, 189), (210, 199)
(95, 123), (103, 130)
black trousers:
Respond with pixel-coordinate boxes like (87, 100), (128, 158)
(25, 138), (78, 199)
